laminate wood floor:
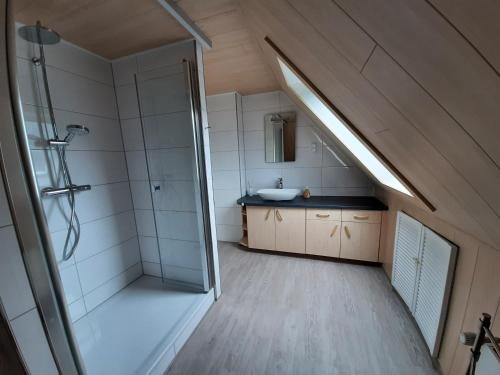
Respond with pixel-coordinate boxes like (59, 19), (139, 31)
(167, 242), (439, 375)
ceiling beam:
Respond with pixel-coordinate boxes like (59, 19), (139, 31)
(157, 0), (212, 49)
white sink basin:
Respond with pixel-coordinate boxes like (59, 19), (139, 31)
(257, 188), (300, 201)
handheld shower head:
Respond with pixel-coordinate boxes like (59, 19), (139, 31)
(64, 125), (90, 143)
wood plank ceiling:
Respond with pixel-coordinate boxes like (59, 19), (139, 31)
(13, 0), (279, 95)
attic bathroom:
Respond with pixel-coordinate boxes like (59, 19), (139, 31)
(1, 1), (500, 375)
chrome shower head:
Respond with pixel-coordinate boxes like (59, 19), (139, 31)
(18, 23), (60, 45)
(64, 125), (90, 143)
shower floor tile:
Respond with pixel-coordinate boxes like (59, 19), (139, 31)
(73, 276), (208, 375)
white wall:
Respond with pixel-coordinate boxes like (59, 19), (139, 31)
(242, 91), (374, 195)
(16, 25), (141, 322)
(0, 173), (58, 374)
(207, 93), (245, 242)
(206, 90), (375, 243)
(113, 41), (206, 286)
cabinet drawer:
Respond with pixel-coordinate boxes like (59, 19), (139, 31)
(341, 210), (381, 223)
(306, 209), (341, 221)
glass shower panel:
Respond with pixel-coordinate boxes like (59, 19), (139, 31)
(135, 61), (209, 292)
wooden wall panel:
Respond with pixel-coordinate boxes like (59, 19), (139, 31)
(377, 189), (498, 375)
(287, 0), (375, 71)
(14, 0), (279, 95)
(363, 48), (500, 216)
(429, 0), (500, 74)
(240, 0), (500, 248)
(335, 0), (500, 168)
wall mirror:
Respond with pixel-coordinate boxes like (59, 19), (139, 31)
(264, 111), (296, 163)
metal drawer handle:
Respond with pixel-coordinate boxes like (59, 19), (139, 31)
(344, 226), (351, 239)
(265, 208), (272, 220)
(330, 225), (338, 237)
(353, 215), (369, 220)
(316, 214), (330, 218)
(276, 210), (283, 222)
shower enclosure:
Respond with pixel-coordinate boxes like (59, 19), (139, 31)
(2, 9), (218, 375)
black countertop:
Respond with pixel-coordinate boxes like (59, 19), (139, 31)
(237, 195), (388, 211)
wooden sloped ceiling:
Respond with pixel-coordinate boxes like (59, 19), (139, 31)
(13, 0), (279, 95)
(238, 0), (500, 250)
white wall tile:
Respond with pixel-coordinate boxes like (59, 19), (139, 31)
(76, 182), (133, 224)
(66, 151), (128, 185)
(10, 309), (58, 375)
(242, 130), (264, 151)
(216, 224), (242, 242)
(213, 189), (241, 208)
(281, 167), (322, 189)
(68, 298), (87, 322)
(137, 41), (194, 72)
(321, 187), (374, 196)
(151, 180), (196, 212)
(121, 118), (144, 151)
(279, 91), (294, 107)
(162, 265), (203, 285)
(244, 149), (282, 170)
(0, 176), (12, 227)
(155, 211), (199, 241)
(44, 41), (113, 85)
(0, 226), (36, 320)
(142, 261), (162, 277)
(136, 73), (187, 116)
(292, 147), (323, 168)
(207, 110), (238, 132)
(59, 264), (83, 304)
(17, 58), (45, 107)
(207, 93), (236, 112)
(211, 170), (241, 190)
(73, 211), (137, 262)
(214, 207), (242, 225)
(84, 262), (141, 312)
(245, 168), (282, 190)
(126, 151), (149, 180)
(78, 237), (140, 294)
(142, 111), (192, 149)
(115, 84), (139, 119)
(147, 148), (194, 181)
(242, 109), (279, 132)
(321, 167), (371, 188)
(112, 56), (138, 86)
(322, 141), (353, 167)
(159, 239), (202, 270)
(46, 65), (118, 118)
(211, 151), (240, 171)
(242, 92), (280, 112)
(130, 180), (153, 210)
(135, 210), (157, 237)
(209, 130), (238, 152)
(139, 236), (160, 263)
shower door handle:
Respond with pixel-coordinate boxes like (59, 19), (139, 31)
(151, 184), (161, 193)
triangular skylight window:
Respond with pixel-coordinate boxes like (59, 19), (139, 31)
(277, 57), (412, 196)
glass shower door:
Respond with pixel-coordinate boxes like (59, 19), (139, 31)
(135, 60), (210, 292)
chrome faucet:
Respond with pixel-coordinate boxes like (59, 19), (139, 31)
(277, 177), (283, 189)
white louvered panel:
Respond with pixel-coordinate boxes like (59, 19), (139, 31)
(413, 228), (457, 356)
(391, 212), (423, 310)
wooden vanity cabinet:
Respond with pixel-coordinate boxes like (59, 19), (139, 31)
(275, 208), (305, 253)
(247, 207), (276, 250)
(306, 209), (341, 257)
(246, 205), (381, 262)
(340, 212), (381, 262)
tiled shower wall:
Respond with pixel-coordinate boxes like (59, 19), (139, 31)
(0, 173), (58, 374)
(16, 25), (141, 322)
(207, 90), (375, 242)
(113, 41), (206, 285)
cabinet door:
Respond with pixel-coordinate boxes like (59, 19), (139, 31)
(340, 222), (380, 262)
(275, 208), (305, 253)
(247, 207), (275, 250)
(306, 220), (341, 257)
